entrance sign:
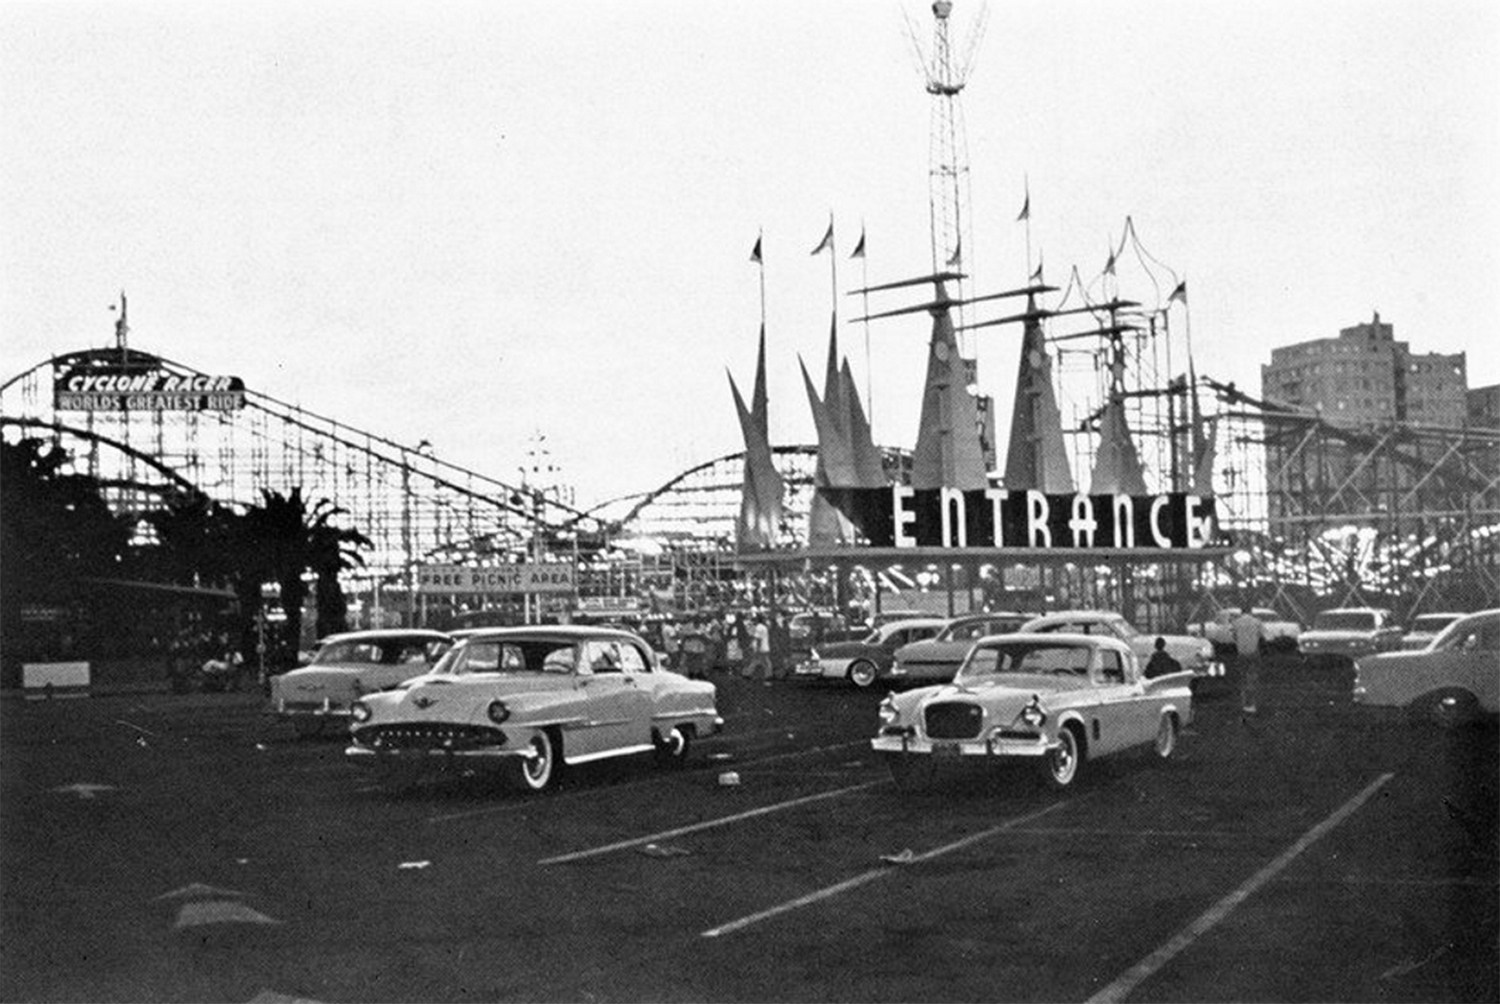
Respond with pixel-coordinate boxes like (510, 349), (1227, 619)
(417, 563), (576, 595)
(54, 365), (246, 412)
(823, 487), (1219, 551)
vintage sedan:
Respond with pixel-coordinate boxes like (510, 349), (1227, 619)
(889, 611), (1033, 684)
(346, 626), (722, 792)
(270, 629), (453, 737)
(872, 633), (1192, 790)
(1298, 607), (1404, 666)
(1399, 612), (1467, 651)
(792, 617), (948, 688)
(1186, 607), (1302, 653)
(1353, 609), (1499, 728)
(1021, 610), (1218, 676)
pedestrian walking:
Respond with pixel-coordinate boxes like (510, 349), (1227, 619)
(746, 615), (773, 683)
(1144, 636), (1182, 679)
(1232, 605), (1264, 714)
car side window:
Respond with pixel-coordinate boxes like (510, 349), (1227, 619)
(541, 645), (577, 674)
(1098, 650), (1125, 684)
(462, 641), (501, 673)
(617, 643), (649, 674)
(583, 640), (623, 674)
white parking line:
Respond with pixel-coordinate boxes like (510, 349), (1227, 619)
(1085, 772), (1394, 1004)
(700, 800), (1071, 939)
(537, 781), (883, 865)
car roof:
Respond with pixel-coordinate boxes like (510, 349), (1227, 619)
(949, 611), (1030, 622)
(974, 631), (1133, 653)
(1025, 610), (1122, 621)
(450, 625), (647, 643)
(318, 629), (452, 644)
(878, 617), (950, 630)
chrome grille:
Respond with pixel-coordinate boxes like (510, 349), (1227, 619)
(354, 723), (505, 751)
(925, 702), (984, 740)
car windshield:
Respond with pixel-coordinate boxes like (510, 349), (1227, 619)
(312, 638), (444, 666)
(1313, 611), (1376, 631)
(957, 642), (1092, 681)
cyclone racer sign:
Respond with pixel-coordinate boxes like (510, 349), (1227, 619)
(54, 365), (246, 411)
(821, 487), (1220, 552)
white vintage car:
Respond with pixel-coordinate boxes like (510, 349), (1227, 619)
(346, 626), (722, 792)
(1353, 609), (1499, 727)
(1020, 610), (1219, 676)
(1186, 607), (1302, 653)
(269, 629), (454, 737)
(872, 633), (1192, 790)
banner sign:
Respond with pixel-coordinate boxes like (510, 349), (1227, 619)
(822, 487), (1219, 551)
(54, 366), (246, 412)
(417, 563), (577, 595)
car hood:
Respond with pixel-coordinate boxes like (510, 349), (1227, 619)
(359, 673), (576, 725)
(900, 674), (1090, 712)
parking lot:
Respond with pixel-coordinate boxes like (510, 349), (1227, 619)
(2, 657), (1495, 1003)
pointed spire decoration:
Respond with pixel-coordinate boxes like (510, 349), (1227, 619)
(1003, 296), (1075, 493)
(728, 322), (784, 551)
(911, 279), (987, 490)
(1089, 396), (1149, 496)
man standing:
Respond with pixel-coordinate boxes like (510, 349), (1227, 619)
(747, 614), (773, 683)
(1232, 605), (1264, 715)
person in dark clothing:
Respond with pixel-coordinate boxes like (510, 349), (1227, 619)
(1144, 636), (1182, 679)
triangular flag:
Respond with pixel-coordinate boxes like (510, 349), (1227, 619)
(1029, 257), (1044, 283)
(850, 228), (866, 259)
(810, 219), (834, 256)
(1016, 193), (1030, 222)
(750, 235), (762, 264)
(1104, 246), (1117, 276)
(945, 238), (962, 267)
(1169, 280), (1188, 306)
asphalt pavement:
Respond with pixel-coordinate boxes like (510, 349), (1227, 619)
(1, 656), (1495, 1003)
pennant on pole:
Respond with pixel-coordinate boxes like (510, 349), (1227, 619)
(1169, 280), (1188, 306)
(810, 219), (834, 256)
(850, 228), (866, 259)
(1104, 247), (1117, 276)
(945, 238), (962, 268)
(750, 235), (762, 264)
(1029, 257), (1044, 283)
(1016, 193), (1030, 222)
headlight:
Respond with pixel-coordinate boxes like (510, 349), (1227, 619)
(487, 699), (510, 724)
(1018, 695), (1047, 728)
(878, 693), (899, 726)
(350, 701), (371, 724)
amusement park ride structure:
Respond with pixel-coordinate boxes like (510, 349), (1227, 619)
(5, 1), (1496, 626)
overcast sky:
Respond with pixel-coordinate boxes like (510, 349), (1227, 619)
(3, 1), (1496, 507)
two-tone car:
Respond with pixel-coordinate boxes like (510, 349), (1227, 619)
(1020, 610), (1218, 676)
(792, 617), (948, 688)
(872, 633), (1193, 790)
(889, 611), (1033, 684)
(1353, 609), (1499, 728)
(1297, 607), (1403, 667)
(269, 629), (453, 737)
(346, 625), (722, 792)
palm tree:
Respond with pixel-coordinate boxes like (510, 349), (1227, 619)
(242, 488), (370, 664)
(309, 514), (371, 638)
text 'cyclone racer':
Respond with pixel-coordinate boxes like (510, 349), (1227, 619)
(872, 632), (1192, 791)
(345, 626), (722, 792)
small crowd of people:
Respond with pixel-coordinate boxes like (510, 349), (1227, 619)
(651, 610), (791, 682)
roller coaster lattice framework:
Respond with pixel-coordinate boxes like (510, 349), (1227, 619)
(4, 344), (1498, 622)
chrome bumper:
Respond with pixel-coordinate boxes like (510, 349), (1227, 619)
(870, 732), (1056, 759)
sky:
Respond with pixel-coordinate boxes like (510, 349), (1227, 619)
(3, 0), (1497, 509)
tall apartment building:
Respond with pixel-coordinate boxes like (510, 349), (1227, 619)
(1262, 312), (1467, 427)
(1258, 313), (1478, 532)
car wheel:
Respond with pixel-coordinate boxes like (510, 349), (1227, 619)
(292, 718), (325, 739)
(654, 724), (693, 766)
(1422, 689), (1480, 730)
(883, 753), (934, 792)
(510, 730), (557, 792)
(1154, 714), (1178, 758)
(848, 660), (879, 689)
(1041, 726), (1083, 789)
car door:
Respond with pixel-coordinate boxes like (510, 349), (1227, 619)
(1085, 647), (1151, 756)
(572, 639), (653, 757)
